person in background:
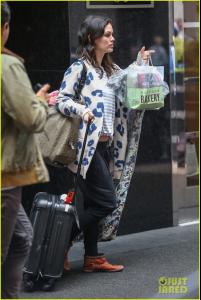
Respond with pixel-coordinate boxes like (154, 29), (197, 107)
(2, 46), (25, 63)
(149, 35), (168, 67)
(1, 2), (50, 298)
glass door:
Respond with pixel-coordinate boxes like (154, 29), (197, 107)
(173, 1), (199, 224)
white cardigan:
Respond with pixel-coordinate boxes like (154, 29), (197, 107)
(56, 55), (145, 179)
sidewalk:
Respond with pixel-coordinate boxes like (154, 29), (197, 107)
(20, 224), (199, 299)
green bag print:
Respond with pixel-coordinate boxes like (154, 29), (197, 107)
(127, 86), (165, 110)
(126, 64), (169, 110)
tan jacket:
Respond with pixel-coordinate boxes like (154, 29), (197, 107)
(1, 54), (49, 188)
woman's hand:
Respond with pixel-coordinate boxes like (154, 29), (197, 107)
(140, 46), (155, 64)
(83, 111), (95, 123)
(48, 90), (59, 106)
(36, 84), (51, 102)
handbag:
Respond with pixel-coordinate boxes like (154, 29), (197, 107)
(126, 58), (169, 110)
(38, 62), (87, 166)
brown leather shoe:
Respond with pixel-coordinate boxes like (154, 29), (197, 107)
(83, 255), (124, 272)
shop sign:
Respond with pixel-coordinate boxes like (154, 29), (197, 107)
(86, 1), (154, 9)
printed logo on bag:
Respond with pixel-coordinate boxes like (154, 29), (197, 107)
(141, 92), (160, 104)
(127, 86), (164, 110)
(158, 277), (188, 294)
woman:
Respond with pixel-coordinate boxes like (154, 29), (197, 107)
(33, 15), (154, 291)
(56, 14), (154, 273)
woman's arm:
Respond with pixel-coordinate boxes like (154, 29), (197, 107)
(56, 62), (90, 118)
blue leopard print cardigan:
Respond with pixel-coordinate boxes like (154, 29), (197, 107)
(56, 57), (144, 179)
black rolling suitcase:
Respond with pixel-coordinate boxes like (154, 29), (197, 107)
(24, 192), (76, 279)
(23, 121), (90, 282)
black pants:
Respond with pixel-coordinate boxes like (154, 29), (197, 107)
(71, 142), (117, 256)
(1, 188), (33, 298)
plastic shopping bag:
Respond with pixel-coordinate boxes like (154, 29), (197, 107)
(126, 64), (169, 110)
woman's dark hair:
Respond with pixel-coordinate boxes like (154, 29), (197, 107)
(1, 2), (11, 26)
(77, 15), (116, 77)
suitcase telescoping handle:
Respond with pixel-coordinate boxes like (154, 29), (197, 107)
(73, 119), (91, 198)
(65, 120), (91, 203)
(65, 120), (91, 229)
